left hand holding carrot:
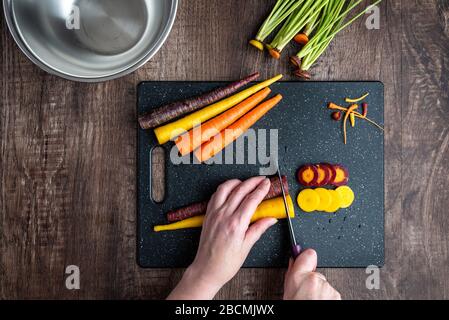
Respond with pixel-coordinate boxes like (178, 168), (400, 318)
(167, 177), (278, 300)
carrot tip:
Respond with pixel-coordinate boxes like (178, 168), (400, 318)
(294, 69), (311, 80)
(250, 40), (265, 51)
(293, 33), (309, 46)
(290, 56), (302, 68)
(268, 48), (281, 60)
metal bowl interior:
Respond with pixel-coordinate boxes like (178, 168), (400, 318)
(3, 0), (178, 81)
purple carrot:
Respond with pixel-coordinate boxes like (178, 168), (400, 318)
(166, 176), (289, 222)
(138, 72), (260, 129)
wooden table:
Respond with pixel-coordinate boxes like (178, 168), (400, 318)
(1, 0), (449, 299)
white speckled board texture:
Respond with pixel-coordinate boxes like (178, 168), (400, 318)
(137, 81), (384, 268)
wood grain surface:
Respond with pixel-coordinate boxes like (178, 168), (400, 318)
(1, 0), (449, 299)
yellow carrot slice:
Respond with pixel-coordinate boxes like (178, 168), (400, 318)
(175, 88), (271, 156)
(336, 186), (355, 208)
(154, 195), (294, 232)
(324, 190), (342, 213)
(154, 74), (283, 144)
(297, 189), (320, 213)
(194, 94), (282, 162)
(315, 188), (332, 212)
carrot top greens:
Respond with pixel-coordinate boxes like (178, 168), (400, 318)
(250, 0), (305, 49)
(250, 0), (383, 78)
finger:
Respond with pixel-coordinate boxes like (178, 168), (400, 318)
(314, 272), (327, 282)
(243, 218), (278, 251)
(292, 249), (318, 275)
(235, 178), (271, 223)
(288, 258), (293, 270)
(207, 179), (242, 212)
(224, 176), (267, 214)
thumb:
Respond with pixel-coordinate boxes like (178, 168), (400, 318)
(244, 218), (278, 250)
(292, 249), (318, 275)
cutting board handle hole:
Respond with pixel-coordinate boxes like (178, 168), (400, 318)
(151, 146), (166, 203)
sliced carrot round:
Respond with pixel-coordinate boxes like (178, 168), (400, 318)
(324, 190), (342, 213)
(297, 165), (318, 187)
(297, 189), (320, 213)
(315, 188), (332, 212)
(336, 186), (355, 208)
(331, 164), (349, 186)
(315, 164), (330, 186)
(320, 163), (336, 185)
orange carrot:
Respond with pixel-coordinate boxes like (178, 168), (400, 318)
(293, 33), (309, 45)
(175, 88), (271, 156)
(194, 94), (283, 162)
(269, 48), (281, 60)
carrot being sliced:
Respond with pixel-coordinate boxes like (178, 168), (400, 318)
(175, 88), (271, 156)
(194, 94), (283, 162)
(154, 74), (283, 144)
(154, 196), (295, 232)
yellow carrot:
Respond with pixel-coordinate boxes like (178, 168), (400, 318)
(154, 74), (283, 144)
(154, 195), (295, 232)
(194, 94), (282, 162)
(175, 88), (271, 156)
(249, 40), (265, 51)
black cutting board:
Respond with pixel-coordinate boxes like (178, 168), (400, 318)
(137, 81), (384, 268)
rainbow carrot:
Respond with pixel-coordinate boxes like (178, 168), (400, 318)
(153, 74), (283, 145)
(194, 94), (282, 162)
(154, 196), (295, 232)
(138, 73), (260, 129)
(175, 88), (271, 156)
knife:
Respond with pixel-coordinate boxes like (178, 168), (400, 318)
(276, 163), (302, 259)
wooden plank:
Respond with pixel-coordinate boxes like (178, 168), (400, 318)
(1, 0), (449, 299)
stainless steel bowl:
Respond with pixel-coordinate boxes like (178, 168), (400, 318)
(3, 0), (178, 82)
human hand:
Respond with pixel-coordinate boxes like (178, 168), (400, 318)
(167, 176), (278, 300)
(283, 249), (341, 300)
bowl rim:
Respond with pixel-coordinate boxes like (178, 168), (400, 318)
(2, 0), (179, 82)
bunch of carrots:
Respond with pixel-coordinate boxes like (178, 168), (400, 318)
(250, 0), (383, 79)
(138, 73), (283, 162)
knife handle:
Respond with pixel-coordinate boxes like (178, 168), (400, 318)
(292, 244), (302, 259)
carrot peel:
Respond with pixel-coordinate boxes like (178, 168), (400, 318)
(345, 92), (369, 103)
(343, 104), (358, 144)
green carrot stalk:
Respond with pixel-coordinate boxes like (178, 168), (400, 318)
(250, 0), (305, 51)
(297, 0), (365, 59)
(269, 0), (329, 55)
(292, 0), (383, 77)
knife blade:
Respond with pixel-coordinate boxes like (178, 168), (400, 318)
(276, 163), (302, 259)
